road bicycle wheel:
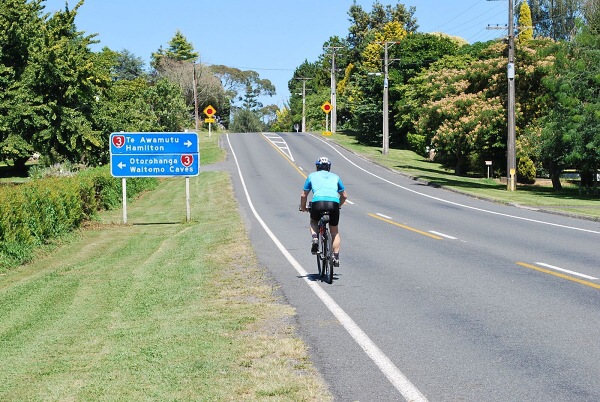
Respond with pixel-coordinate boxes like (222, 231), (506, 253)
(321, 232), (329, 282)
(323, 230), (334, 284)
(316, 232), (323, 278)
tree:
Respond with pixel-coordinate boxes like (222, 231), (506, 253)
(110, 48), (146, 81)
(396, 54), (475, 154)
(536, 25), (600, 191)
(271, 105), (293, 132)
(425, 93), (505, 175)
(583, 0), (600, 33)
(210, 65), (275, 111)
(151, 30), (198, 70)
(17, 1), (110, 166)
(518, 0), (534, 44)
(0, 0), (45, 171)
(230, 109), (262, 133)
(361, 21), (407, 71)
(288, 60), (324, 129)
(143, 78), (189, 132)
(347, 0), (417, 59)
(527, 0), (583, 40)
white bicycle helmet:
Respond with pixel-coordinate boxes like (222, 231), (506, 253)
(315, 156), (331, 171)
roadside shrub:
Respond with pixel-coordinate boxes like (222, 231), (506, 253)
(406, 133), (427, 156)
(0, 186), (34, 247)
(78, 167), (159, 210)
(0, 166), (158, 270)
(24, 178), (74, 240)
(518, 156), (537, 184)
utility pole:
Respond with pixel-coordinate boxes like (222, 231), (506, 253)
(507, 0), (517, 191)
(375, 41), (400, 156)
(324, 46), (343, 134)
(295, 78), (311, 132)
(488, 0), (517, 191)
(383, 42), (390, 156)
(193, 62), (199, 131)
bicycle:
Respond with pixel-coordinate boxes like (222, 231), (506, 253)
(307, 202), (334, 284)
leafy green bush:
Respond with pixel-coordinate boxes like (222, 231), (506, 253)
(0, 167), (158, 271)
(518, 156), (537, 184)
(406, 133), (427, 156)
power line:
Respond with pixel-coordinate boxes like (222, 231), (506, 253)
(426, 0), (506, 39)
(428, 0), (487, 32)
(204, 62), (294, 72)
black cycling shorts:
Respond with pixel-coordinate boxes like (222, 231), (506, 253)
(310, 201), (340, 226)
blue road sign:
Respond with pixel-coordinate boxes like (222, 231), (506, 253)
(110, 132), (199, 177)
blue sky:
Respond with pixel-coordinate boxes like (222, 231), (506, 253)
(42, 0), (509, 108)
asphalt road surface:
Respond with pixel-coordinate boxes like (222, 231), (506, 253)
(215, 132), (600, 402)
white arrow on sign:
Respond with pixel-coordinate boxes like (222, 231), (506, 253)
(118, 162), (126, 169)
(184, 140), (192, 147)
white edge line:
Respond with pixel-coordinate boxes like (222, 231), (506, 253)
(311, 135), (600, 235)
(226, 133), (428, 402)
(535, 262), (598, 280)
(428, 231), (457, 240)
(376, 213), (393, 220)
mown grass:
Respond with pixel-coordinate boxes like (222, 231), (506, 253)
(327, 131), (600, 219)
(0, 132), (331, 401)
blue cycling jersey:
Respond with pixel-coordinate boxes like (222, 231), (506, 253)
(303, 170), (345, 203)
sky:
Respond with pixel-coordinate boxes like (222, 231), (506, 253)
(42, 0), (510, 108)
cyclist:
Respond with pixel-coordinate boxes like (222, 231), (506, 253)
(300, 157), (347, 267)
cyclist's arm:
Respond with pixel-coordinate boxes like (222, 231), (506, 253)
(339, 190), (347, 207)
(300, 189), (310, 212)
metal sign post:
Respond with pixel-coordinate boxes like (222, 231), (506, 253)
(122, 178), (127, 224)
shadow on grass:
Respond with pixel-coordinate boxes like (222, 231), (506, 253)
(333, 132), (598, 205)
(414, 172), (598, 202)
(413, 173), (504, 190)
(132, 222), (183, 226)
(0, 164), (29, 179)
(516, 184), (599, 201)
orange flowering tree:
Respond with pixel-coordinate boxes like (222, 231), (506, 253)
(418, 93), (504, 175)
(400, 39), (556, 176)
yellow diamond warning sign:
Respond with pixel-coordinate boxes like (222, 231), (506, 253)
(321, 101), (332, 114)
(203, 105), (216, 117)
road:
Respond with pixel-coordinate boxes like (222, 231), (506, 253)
(218, 132), (600, 401)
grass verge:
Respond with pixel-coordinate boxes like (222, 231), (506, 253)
(327, 132), (600, 219)
(0, 132), (331, 401)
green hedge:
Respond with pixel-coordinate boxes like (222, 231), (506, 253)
(0, 167), (157, 270)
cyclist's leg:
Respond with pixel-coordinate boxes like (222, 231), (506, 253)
(309, 203), (322, 236)
(309, 218), (319, 237)
(328, 204), (341, 255)
(309, 205), (322, 254)
(330, 225), (340, 254)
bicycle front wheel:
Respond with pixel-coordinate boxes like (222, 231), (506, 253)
(323, 230), (333, 284)
(316, 250), (323, 278)
(317, 232), (323, 278)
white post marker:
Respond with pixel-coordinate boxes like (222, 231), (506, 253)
(486, 160), (492, 179)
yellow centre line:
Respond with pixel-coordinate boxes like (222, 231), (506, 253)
(517, 262), (600, 290)
(368, 213), (443, 240)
